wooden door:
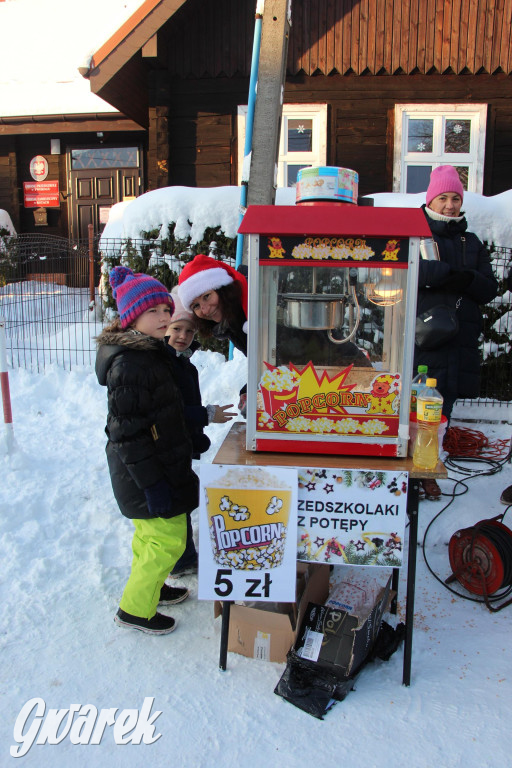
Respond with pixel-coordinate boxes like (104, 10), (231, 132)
(68, 147), (141, 241)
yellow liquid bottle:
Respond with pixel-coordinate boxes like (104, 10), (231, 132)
(412, 378), (443, 470)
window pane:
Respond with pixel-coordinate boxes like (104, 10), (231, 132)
(287, 119), (313, 152)
(454, 166), (469, 190)
(406, 165), (432, 193)
(407, 119), (433, 153)
(287, 164), (309, 187)
(71, 147), (138, 169)
(444, 120), (471, 153)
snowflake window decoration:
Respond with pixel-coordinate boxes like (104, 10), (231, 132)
(417, 142), (427, 152)
(453, 123), (463, 134)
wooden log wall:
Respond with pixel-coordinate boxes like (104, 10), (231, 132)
(165, 0), (512, 77)
(151, 71), (512, 196)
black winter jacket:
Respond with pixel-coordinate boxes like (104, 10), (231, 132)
(164, 343), (211, 459)
(211, 303), (248, 356)
(414, 206), (498, 399)
(95, 327), (199, 520)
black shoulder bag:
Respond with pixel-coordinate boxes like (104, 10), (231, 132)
(415, 236), (466, 351)
(415, 298), (461, 350)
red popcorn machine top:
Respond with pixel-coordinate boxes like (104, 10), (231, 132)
(238, 187), (431, 457)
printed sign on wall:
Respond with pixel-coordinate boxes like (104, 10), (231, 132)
(296, 467), (408, 567)
(198, 464), (298, 602)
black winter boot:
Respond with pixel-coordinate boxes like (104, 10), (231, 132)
(114, 608), (176, 635)
(159, 584), (189, 605)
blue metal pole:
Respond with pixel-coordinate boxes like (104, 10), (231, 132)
(235, 8), (263, 272)
(230, 5), (263, 361)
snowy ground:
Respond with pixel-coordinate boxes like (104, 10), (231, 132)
(1, 350), (511, 767)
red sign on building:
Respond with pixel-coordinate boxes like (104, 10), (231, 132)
(23, 181), (60, 208)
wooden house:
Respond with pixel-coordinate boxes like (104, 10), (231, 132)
(3, 0), (512, 238)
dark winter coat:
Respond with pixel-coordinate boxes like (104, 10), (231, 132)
(164, 342), (211, 459)
(211, 303), (248, 356)
(95, 327), (199, 520)
(414, 205), (498, 400)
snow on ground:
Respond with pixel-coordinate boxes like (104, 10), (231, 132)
(1, 341), (512, 766)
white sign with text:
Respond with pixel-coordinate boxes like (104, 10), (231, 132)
(198, 464), (298, 602)
(296, 467), (408, 567)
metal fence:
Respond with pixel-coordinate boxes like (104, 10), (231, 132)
(1, 234), (511, 406)
(0, 233), (103, 370)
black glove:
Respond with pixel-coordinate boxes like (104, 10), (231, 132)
(144, 479), (172, 516)
(440, 270), (473, 293)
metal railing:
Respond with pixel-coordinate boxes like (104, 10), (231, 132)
(1, 234), (511, 407)
(0, 232), (102, 371)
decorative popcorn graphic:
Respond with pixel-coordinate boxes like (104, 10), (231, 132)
(259, 364), (301, 417)
(205, 467), (292, 570)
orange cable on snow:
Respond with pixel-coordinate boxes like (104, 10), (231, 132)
(443, 426), (510, 459)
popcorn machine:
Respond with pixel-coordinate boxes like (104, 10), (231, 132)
(239, 195), (431, 457)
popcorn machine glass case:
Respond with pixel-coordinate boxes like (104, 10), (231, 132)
(239, 205), (431, 457)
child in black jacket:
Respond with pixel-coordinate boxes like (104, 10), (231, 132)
(96, 267), (199, 635)
(165, 286), (235, 575)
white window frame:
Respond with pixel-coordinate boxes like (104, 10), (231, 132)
(237, 103), (327, 186)
(393, 104), (487, 194)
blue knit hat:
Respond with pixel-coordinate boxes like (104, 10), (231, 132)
(109, 266), (173, 328)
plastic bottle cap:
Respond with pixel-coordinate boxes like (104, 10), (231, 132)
(426, 378), (437, 387)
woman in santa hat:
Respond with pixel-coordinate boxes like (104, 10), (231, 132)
(177, 253), (248, 355)
(178, 254), (249, 413)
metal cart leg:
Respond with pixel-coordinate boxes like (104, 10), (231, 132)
(391, 568), (399, 614)
(403, 478), (420, 686)
(219, 601), (232, 671)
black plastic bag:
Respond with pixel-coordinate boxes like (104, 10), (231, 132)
(274, 655), (354, 719)
(274, 621), (405, 719)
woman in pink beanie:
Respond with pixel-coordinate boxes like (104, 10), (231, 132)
(416, 166), (498, 499)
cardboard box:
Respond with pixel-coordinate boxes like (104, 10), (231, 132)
(292, 573), (392, 679)
(214, 563), (330, 663)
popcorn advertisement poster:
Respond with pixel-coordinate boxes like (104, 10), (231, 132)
(198, 464), (298, 602)
(256, 362), (401, 439)
(296, 468), (408, 567)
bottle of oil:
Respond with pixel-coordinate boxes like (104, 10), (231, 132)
(412, 378), (443, 470)
(410, 365), (428, 414)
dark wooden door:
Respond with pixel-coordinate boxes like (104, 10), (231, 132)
(68, 147), (141, 241)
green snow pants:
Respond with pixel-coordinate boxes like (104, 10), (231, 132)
(119, 514), (187, 619)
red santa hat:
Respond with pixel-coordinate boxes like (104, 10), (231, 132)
(178, 254), (248, 330)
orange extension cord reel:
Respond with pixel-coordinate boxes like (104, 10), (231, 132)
(447, 515), (512, 611)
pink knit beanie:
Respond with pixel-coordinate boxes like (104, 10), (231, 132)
(169, 286), (196, 327)
(426, 165), (464, 207)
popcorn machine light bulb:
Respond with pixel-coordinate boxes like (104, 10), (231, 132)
(365, 267), (403, 306)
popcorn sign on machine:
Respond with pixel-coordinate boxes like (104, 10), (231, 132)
(239, 172), (432, 457)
